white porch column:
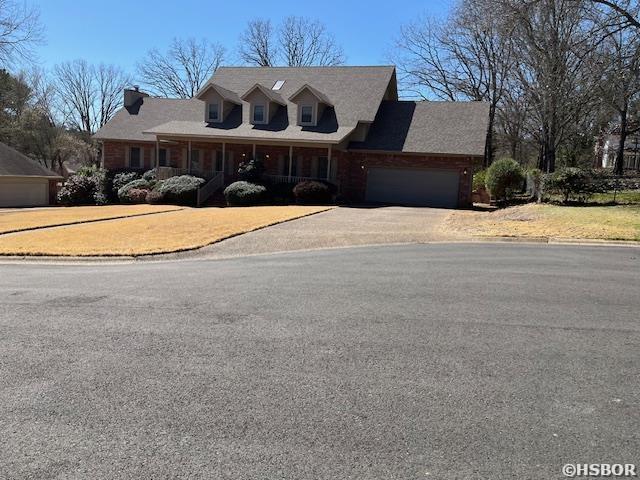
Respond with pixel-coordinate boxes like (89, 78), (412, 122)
(288, 145), (293, 180)
(327, 145), (332, 180)
(252, 144), (256, 159)
(187, 140), (192, 173)
(222, 142), (226, 174)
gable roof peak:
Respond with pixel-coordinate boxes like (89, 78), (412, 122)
(195, 82), (242, 104)
(240, 83), (286, 105)
(288, 84), (333, 106)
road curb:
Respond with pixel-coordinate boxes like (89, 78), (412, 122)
(1, 236), (638, 265)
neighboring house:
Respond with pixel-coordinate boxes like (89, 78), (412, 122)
(94, 66), (489, 208)
(0, 142), (62, 207)
(596, 129), (640, 171)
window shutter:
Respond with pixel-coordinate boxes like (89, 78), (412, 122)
(182, 148), (187, 169)
(331, 157), (338, 180)
(125, 147), (130, 167)
(311, 156), (319, 178)
(140, 148), (145, 168)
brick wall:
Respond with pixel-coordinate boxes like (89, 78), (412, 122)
(101, 140), (478, 207)
(48, 179), (59, 205)
(103, 141), (156, 170)
(344, 152), (476, 207)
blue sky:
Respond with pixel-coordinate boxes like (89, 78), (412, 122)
(34, 0), (452, 74)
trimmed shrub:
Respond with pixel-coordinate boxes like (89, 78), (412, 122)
(485, 158), (525, 202)
(237, 158), (265, 182)
(543, 167), (609, 203)
(126, 188), (149, 204)
(112, 171), (140, 193)
(472, 169), (487, 192)
(224, 181), (267, 206)
(142, 169), (157, 182)
(118, 179), (152, 203)
(293, 180), (332, 204)
(145, 190), (165, 204)
(155, 175), (205, 205)
(57, 167), (108, 206)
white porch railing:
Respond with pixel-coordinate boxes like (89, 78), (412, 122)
(156, 166), (221, 181)
(156, 167), (189, 180)
(197, 172), (224, 206)
(266, 174), (337, 185)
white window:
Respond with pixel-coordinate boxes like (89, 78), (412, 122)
(208, 103), (220, 122)
(272, 80), (285, 91)
(253, 104), (265, 124)
(300, 105), (314, 125)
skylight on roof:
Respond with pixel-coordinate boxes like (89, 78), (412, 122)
(272, 80), (285, 91)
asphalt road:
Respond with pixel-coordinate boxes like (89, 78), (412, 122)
(0, 244), (639, 479)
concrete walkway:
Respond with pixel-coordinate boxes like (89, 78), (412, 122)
(194, 206), (462, 259)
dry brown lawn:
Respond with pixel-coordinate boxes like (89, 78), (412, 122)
(0, 205), (183, 234)
(445, 203), (640, 241)
(0, 206), (331, 256)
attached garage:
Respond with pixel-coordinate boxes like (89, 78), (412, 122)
(0, 142), (61, 207)
(0, 178), (49, 207)
(365, 167), (460, 208)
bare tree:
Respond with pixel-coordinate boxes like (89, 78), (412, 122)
(239, 19), (277, 67)
(137, 38), (225, 98)
(395, 0), (514, 166)
(279, 17), (345, 66)
(0, 0), (43, 67)
(591, 0), (640, 28)
(599, 26), (640, 174)
(54, 60), (131, 133)
(504, 0), (604, 172)
(239, 17), (345, 67)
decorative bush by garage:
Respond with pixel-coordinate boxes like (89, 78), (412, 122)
(293, 180), (332, 205)
(485, 158), (525, 203)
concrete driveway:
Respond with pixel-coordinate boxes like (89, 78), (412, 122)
(1, 244), (638, 478)
(196, 206), (460, 259)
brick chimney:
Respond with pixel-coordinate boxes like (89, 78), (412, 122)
(124, 85), (148, 108)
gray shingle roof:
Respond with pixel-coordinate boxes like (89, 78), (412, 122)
(0, 142), (61, 177)
(93, 97), (203, 142)
(289, 84), (333, 106)
(208, 66), (396, 126)
(240, 83), (287, 105)
(349, 101), (490, 157)
(198, 83), (242, 104)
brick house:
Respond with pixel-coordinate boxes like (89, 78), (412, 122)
(94, 66), (489, 208)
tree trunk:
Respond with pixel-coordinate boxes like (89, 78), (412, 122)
(614, 104), (628, 176)
(484, 105), (496, 167)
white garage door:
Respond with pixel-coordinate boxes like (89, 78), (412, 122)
(365, 167), (460, 208)
(0, 179), (49, 207)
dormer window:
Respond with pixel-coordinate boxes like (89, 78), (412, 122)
(208, 103), (220, 122)
(289, 84), (332, 128)
(253, 104), (266, 124)
(300, 105), (314, 125)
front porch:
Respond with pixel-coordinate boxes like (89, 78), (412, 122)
(152, 137), (341, 188)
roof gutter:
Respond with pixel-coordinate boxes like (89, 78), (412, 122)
(141, 129), (355, 146)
